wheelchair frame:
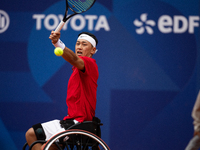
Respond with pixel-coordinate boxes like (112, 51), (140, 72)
(22, 120), (110, 150)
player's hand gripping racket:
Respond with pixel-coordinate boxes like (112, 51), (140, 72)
(55, 0), (96, 32)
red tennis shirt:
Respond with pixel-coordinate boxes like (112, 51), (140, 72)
(63, 56), (99, 122)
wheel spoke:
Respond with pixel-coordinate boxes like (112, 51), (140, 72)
(42, 129), (110, 150)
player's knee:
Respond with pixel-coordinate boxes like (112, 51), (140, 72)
(25, 128), (35, 139)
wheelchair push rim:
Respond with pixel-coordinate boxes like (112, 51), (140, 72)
(42, 129), (110, 150)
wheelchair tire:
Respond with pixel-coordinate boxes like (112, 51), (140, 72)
(42, 129), (110, 150)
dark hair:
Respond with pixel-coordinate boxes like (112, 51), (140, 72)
(78, 32), (98, 46)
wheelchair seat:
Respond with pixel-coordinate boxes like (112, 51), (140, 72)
(67, 117), (102, 138)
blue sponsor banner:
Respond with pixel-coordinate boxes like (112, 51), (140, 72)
(0, 0), (200, 149)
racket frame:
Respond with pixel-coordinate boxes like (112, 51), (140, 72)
(55, 0), (96, 32)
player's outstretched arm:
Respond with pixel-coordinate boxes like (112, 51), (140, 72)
(62, 47), (85, 71)
(49, 31), (85, 71)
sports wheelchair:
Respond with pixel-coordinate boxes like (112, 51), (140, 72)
(22, 117), (110, 150)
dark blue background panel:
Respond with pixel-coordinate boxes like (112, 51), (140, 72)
(0, 42), (29, 71)
(110, 90), (178, 149)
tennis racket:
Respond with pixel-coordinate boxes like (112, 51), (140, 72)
(55, 0), (96, 32)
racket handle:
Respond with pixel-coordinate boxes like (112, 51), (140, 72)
(55, 21), (65, 32)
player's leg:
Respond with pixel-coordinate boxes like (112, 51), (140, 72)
(26, 120), (65, 150)
(25, 127), (43, 150)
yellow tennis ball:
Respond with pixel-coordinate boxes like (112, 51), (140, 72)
(54, 47), (63, 56)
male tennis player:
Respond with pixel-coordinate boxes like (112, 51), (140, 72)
(25, 31), (99, 150)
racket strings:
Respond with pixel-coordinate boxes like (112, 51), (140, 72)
(68, 0), (95, 13)
(69, 0), (92, 12)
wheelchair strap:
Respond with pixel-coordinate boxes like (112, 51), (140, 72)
(32, 123), (46, 140)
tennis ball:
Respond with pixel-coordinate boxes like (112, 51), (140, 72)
(54, 47), (63, 56)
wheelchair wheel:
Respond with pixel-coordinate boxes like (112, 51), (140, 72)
(42, 129), (110, 150)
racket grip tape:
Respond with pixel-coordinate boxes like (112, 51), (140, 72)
(55, 21), (65, 32)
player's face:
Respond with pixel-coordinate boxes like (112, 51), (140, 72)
(75, 39), (95, 57)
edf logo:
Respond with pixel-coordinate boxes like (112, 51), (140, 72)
(0, 10), (10, 34)
(134, 13), (200, 34)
